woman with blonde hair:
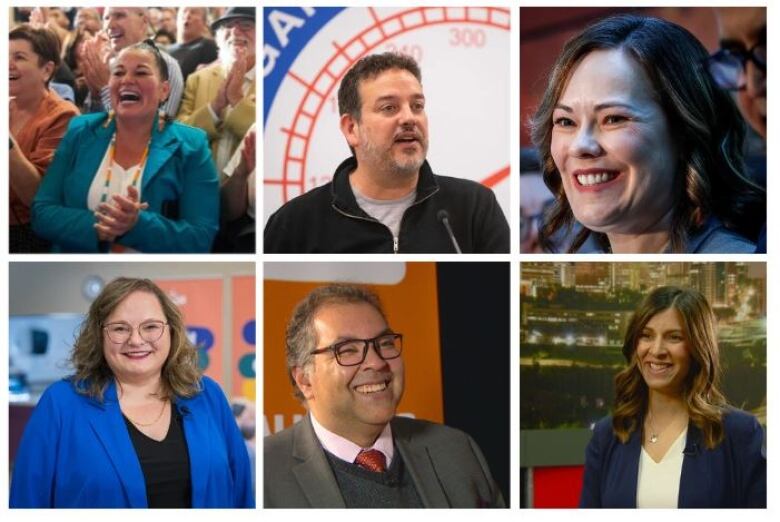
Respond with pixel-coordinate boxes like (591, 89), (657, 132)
(10, 278), (253, 508)
(580, 286), (765, 507)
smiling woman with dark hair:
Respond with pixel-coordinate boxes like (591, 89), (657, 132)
(9, 24), (79, 252)
(580, 286), (765, 508)
(30, 41), (218, 253)
(531, 15), (765, 253)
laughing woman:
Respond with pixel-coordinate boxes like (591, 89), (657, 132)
(531, 15), (764, 253)
(9, 25), (79, 252)
(31, 40), (218, 252)
(10, 278), (254, 508)
(580, 287), (766, 508)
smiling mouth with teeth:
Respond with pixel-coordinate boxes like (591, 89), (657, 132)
(123, 351), (152, 359)
(355, 382), (389, 394)
(576, 172), (619, 187)
(119, 92), (141, 103)
(647, 362), (672, 372)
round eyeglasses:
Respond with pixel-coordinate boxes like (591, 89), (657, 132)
(706, 43), (766, 91)
(310, 333), (403, 367)
(103, 321), (168, 344)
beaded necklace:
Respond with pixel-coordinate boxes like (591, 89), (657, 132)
(100, 133), (151, 204)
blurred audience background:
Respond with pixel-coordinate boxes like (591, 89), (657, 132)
(9, 6), (255, 253)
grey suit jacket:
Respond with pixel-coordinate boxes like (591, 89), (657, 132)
(264, 415), (505, 508)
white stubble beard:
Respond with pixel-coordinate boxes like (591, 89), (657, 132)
(357, 127), (427, 179)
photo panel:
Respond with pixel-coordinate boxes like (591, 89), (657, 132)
(263, 261), (510, 507)
(520, 261), (766, 508)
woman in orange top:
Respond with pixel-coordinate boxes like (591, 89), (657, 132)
(9, 24), (79, 252)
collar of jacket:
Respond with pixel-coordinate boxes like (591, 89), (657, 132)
(77, 375), (193, 416)
(75, 376), (212, 507)
(87, 112), (181, 192)
(330, 156), (439, 218)
(625, 416), (703, 454)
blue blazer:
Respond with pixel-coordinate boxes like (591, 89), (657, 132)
(31, 113), (219, 253)
(580, 410), (766, 508)
(10, 377), (254, 508)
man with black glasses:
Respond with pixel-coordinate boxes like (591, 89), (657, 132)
(709, 8), (766, 141)
(264, 284), (504, 508)
(707, 7), (766, 251)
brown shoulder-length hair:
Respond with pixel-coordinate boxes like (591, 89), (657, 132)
(9, 24), (62, 87)
(530, 14), (765, 253)
(70, 277), (201, 401)
(613, 286), (727, 449)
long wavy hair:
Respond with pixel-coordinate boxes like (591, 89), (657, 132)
(530, 14), (765, 253)
(70, 277), (201, 401)
(613, 286), (727, 449)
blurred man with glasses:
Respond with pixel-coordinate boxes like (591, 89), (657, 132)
(709, 7), (766, 140)
(708, 7), (766, 251)
(177, 6), (255, 175)
(264, 284), (504, 508)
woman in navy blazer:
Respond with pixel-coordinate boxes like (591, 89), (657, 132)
(10, 278), (254, 508)
(580, 286), (766, 508)
(31, 40), (218, 253)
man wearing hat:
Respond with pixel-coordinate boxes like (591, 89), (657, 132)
(177, 7), (256, 175)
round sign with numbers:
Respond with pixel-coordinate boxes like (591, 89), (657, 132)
(263, 6), (510, 224)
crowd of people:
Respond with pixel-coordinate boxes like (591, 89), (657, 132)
(9, 6), (256, 253)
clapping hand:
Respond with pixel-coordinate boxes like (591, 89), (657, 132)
(212, 49), (248, 115)
(225, 47), (248, 107)
(237, 124), (256, 177)
(80, 32), (112, 95)
(94, 186), (149, 241)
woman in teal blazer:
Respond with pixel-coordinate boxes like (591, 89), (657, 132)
(31, 41), (218, 253)
(9, 277), (254, 508)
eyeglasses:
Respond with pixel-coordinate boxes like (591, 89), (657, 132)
(706, 43), (766, 91)
(222, 19), (254, 31)
(103, 321), (168, 344)
(310, 333), (403, 367)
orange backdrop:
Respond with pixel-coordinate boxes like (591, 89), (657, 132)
(264, 263), (443, 436)
(232, 276), (256, 400)
(156, 278), (223, 384)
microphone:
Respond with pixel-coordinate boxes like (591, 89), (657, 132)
(177, 405), (191, 417)
(437, 210), (462, 253)
(682, 442), (698, 456)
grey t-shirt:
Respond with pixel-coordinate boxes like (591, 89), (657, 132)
(353, 187), (417, 239)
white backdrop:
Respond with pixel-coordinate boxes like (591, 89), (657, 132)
(263, 6), (510, 224)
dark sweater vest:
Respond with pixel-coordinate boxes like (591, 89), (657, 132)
(324, 449), (424, 508)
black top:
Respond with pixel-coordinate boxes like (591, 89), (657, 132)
(263, 157), (511, 253)
(168, 37), (219, 82)
(124, 407), (192, 508)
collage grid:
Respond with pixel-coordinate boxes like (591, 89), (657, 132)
(0, 0), (775, 519)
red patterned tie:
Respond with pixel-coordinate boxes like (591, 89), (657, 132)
(354, 449), (387, 473)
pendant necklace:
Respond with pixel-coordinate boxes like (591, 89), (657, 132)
(648, 411), (659, 443)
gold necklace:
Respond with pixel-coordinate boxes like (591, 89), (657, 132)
(123, 399), (168, 428)
(647, 409), (686, 444)
(647, 411), (660, 443)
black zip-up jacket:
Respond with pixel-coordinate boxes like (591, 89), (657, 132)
(263, 158), (509, 253)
